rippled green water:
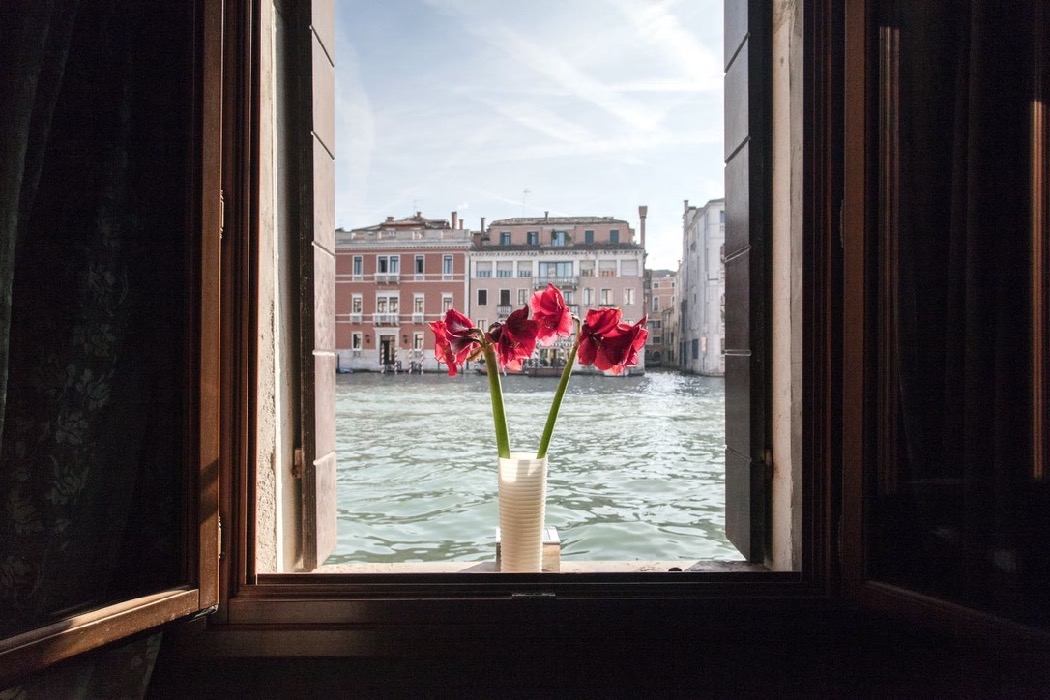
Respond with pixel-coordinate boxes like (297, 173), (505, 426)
(332, 370), (741, 563)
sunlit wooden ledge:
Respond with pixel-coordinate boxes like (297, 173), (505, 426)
(313, 560), (764, 574)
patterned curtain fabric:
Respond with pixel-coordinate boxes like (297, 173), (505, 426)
(0, 1), (192, 694)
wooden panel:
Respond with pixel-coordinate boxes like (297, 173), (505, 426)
(313, 245), (335, 348)
(724, 354), (752, 454)
(311, 35), (334, 156)
(724, 42), (750, 160)
(724, 142), (751, 254)
(313, 139), (335, 252)
(724, 450), (761, 565)
(724, 0), (747, 67)
(311, 0), (334, 58)
(723, 249), (750, 352)
(304, 452), (337, 570)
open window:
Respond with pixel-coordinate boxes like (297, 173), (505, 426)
(0, 0), (221, 683)
(841, 0), (1050, 636)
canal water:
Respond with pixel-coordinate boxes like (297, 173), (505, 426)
(332, 370), (741, 564)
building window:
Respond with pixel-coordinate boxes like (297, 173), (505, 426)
(580, 260), (595, 277)
(621, 259), (638, 276)
(624, 288), (635, 306)
(584, 230), (594, 244)
(496, 261), (513, 278)
(600, 288), (612, 305)
(352, 255), (363, 277)
(377, 255), (399, 275)
(499, 289), (510, 306)
(526, 231), (538, 246)
(517, 288), (528, 305)
(583, 287), (593, 305)
(441, 294), (453, 312)
(551, 230), (568, 246)
(516, 261), (532, 277)
(500, 231), (511, 245)
(719, 210), (725, 224)
(443, 255), (453, 277)
(476, 261), (492, 278)
(538, 261), (572, 278)
(413, 332), (424, 350)
(351, 332), (362, 350)
(477, 289), (487, 306)
(609, 229), (619, 244)
(413, 294), (424, 322)
(598, 260), (616, 277)
(652, 297), (660, 312)
(415, 255), (424, 275)
(351, 294), (363, 315)
(691, 338), (699, 360)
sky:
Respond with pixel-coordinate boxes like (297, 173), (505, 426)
(333, 0), (724, 271)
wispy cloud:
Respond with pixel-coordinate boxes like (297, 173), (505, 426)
(608, 0), (723, 93)
(421, 0), (661, 132)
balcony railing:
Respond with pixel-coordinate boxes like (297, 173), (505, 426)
(496, 305), (513, 317)
(374, 273), (400, 284)
(411, 312), (425, 323)
(349, 313), (363, 324)
(372, 312), (400, 325)
(534, 276), (578, 289)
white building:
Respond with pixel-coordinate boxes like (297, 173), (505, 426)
(470, 211), (647, 372)
(679, 198), (725, 375)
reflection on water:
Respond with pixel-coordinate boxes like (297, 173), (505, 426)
(332, 370), (741, 563)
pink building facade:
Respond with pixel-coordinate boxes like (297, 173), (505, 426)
(335, 213), (472, 372)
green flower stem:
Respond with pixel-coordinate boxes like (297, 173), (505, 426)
(482, 343), (511, 459)
(536, 318), (581, 459)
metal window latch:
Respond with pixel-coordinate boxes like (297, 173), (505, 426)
(292, 447), (304, 478)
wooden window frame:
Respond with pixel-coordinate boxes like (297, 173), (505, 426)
(167, 0), (1044, 660)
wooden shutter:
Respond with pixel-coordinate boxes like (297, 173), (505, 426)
(723, 1), (772, 562)
(299, 0), (337, 570)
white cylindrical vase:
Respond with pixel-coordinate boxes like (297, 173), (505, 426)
(497, 452), (548, 572)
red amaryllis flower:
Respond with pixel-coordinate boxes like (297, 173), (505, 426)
(486, 306), (539, 371)
(597, 315), (649, 375)
(578, 308), (648, 374)
(429, 308), (479, 376)
(530, 283), (573, 345)
(577, 307), (623, 368)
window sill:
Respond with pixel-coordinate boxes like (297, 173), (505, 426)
(313, 560), (763, 574)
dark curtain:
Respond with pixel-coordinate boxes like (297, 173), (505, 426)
(873, 0), (1046, 626)
(0, 0), (193, 694)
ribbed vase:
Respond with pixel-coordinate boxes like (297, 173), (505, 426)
(497, 452), (548, 572)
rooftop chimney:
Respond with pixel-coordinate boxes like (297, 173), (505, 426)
(638, 205), (648, 251)
(480, 217), (486, 231)
(451, 211), (458, 230)
(416, 210), (422, 218)
(544, 210), (549, 221)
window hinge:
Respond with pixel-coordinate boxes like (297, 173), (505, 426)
(292, 447), (304, 478)
(191, 604), (219, 621)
